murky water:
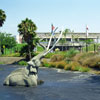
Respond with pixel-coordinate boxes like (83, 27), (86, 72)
(0, 65), (100, 100)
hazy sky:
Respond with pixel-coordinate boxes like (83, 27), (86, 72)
(0, 0), (100, 35)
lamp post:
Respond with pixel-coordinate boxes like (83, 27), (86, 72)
(86, 25), (89, 52)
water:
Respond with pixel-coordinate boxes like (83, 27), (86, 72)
(0, 65), (100, 100)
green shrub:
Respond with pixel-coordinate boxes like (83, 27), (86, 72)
(66, 48), (79, 58)
(18, 61), (28, 66)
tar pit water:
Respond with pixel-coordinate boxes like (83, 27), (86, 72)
(0, 65), (100, 100)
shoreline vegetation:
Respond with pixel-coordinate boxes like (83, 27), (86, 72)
(1, 48), (100, 75)
(41, 49), (100, 75)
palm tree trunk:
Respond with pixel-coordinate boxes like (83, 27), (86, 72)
(28, 45), (31, 60)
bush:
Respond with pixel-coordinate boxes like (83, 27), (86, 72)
(72, 66), (81, 71)
(64, 61), (90, 72)
(73, 52), (98, 63)
(66, 48), (79, 58)
(18, 61), (28, 66)
(50, 54), (65, 62)
(42, 59), (53, 68)
(42, 59), (66, 68)
(55, 61), (67, 69)
(65, 61), (81, 71)
(73, 52), (100, 69)
(65, 65), (72, 70)
(82, 55), (100, 68)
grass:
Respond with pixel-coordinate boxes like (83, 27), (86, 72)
(1, 53), (20, 57)
(0, 43), (26, 56)
(79, 67), (90, 72)
(43, 63), (51, 68)
(0, 44), (44, 57)
(18, 60), (28, 66)
(82, 43), (100, 52)
(37, 46), (44, 52)
(0, 62), (4, 64)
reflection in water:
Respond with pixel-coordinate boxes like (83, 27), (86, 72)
(0, 65), (100, 100)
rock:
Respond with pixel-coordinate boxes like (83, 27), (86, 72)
(37, 80), (44, 85)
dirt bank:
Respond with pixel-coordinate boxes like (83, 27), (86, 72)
(0, 57), (24, 64)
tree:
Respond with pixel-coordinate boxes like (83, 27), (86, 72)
(0, 32), (16, 54)
(59, 28), (71, 51)
(18, 18), (39, 60)
(0, 9), (6, 27)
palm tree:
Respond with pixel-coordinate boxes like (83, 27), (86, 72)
(62, 28), (71, 50)
(0, 9), (6, 54)
(0, 9), (6, 27)
(18, 18), (38, 60)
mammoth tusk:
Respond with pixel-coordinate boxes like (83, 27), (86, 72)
(44, 30), (63, 56)
(47, 27), (58, 50)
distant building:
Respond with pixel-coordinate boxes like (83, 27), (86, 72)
(15, 32), (100, 48)
(16, 34), (22, 44)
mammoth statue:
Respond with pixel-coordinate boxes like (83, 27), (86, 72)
(3, 29), (63, 87)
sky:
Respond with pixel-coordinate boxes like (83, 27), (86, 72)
(0, 0), (100, 35)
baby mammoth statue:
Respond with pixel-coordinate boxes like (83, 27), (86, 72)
(3, 51), (46, 87)
(3, 62), (38, 87)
